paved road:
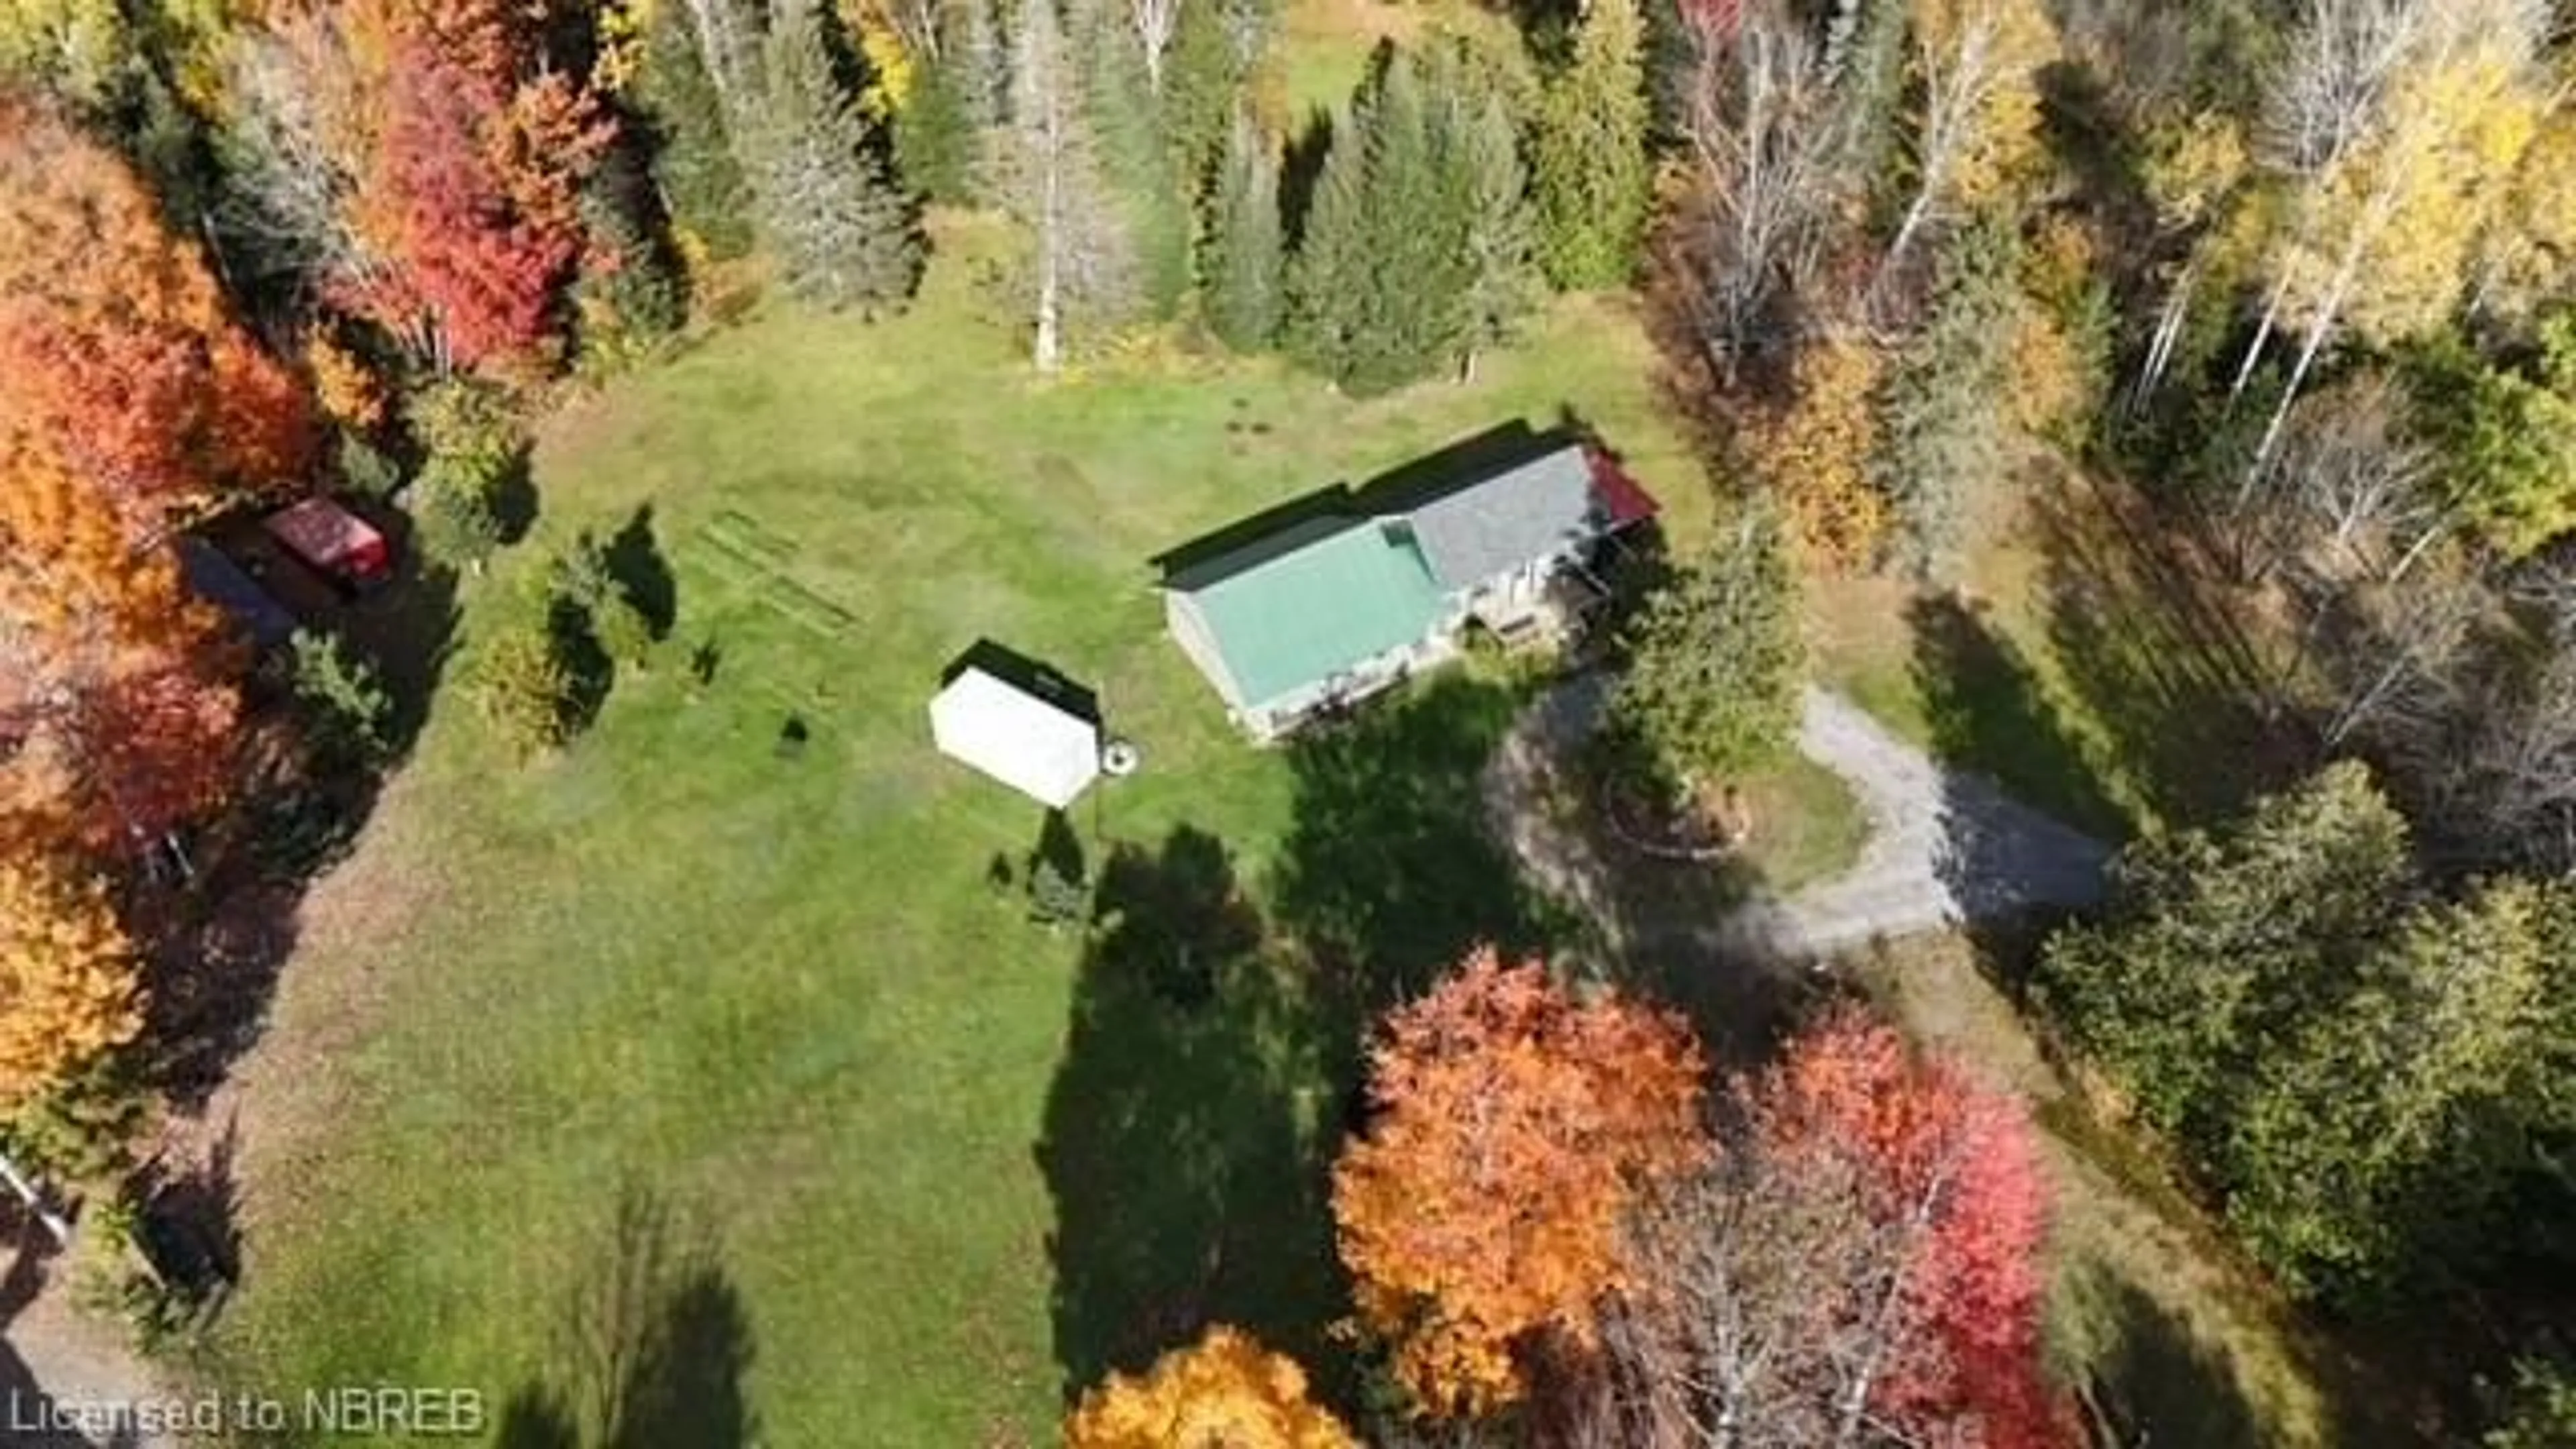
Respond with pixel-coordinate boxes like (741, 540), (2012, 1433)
(1486, 677), (2114, 961)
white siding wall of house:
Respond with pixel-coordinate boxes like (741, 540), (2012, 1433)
(1165, 593), (1244, 710)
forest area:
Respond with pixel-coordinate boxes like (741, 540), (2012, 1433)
(3, 0), (2576, 1440)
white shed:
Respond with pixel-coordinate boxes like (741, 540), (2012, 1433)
(928, 661), (1102, 808)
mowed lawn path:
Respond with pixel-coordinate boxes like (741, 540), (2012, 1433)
(213, 249), (1700, 1444)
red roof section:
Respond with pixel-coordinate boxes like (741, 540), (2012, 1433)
(1585, 448), (1661, 529)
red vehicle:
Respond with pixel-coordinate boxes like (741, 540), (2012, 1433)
(262, 496), (392, 594)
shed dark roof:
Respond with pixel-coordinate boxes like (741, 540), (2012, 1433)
(174, 537), (297, 647)
(1403, 443), (1611, 590)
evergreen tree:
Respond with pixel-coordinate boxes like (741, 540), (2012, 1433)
(572, 138), (687, 367)
(1607, 502), (1805, 791)
(1287, 103), (1370, 375)
(1531, 0), (1649, 290)
(1070, 0), (1192, 317)
(637, 0), (757, 260)
(2037, 761), (2416, 1159)
(1203, 111), (1283, 351)
(745, 0), (923, 313)
(1289, 48), (1477, 396)
(2222, 877), (2564, 1299)
(1446, 71), (1535, 380)
(896, 49), (979, 203)
(953, 0), (1008, 132)
(990, 0), (1138, 368)
(1877, 217), (2022, 578)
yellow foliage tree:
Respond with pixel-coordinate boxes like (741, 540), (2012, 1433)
(1884, 0), (2058, 271)
(838, 0), (912, 116)
(2477, 103), (2576, 330)
(1740, 337), (1888, 570)
(0, 0), (131, 107)
(1331, 950), (1709, 1418)
(1064, 1327), (1358, 1449)
(0, 855), (142, 1110)
(2240, 0), (2551, 464)
(305, 331), (386, 431)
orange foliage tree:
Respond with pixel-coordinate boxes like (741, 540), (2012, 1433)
(0, 853), (144, 1110)
(0, 447), (244, 857)
(0, 97), (315, 527)
(1064, 1326), (1358, 1449)
(1330, 949), (1709, 1417)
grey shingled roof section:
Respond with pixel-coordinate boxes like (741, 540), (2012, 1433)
(1401, 444), (1607, 591)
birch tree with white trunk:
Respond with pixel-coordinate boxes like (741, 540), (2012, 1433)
(1875, 0), (2055, 288)
(1673, 0), (1841, 382)
(991, 0), (1136, 370)
(2233, 0), (2551, 478)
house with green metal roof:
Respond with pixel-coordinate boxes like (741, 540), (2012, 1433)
(1161, 433), (1660, 737)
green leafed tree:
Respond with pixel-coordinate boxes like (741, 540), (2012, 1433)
(2406, 318), (2576, 560)
(2220, 876), (2565, 1298)
(637, 0), (757, 262)
(2037, 761), (2416, 1159)
(2487, 1360), (2576, 1449)
(745, 0), (923, 313)
(1531, 0), (1649, 290)
(1607, 502), (1805, 791)
(1203, 111), (1283, 351)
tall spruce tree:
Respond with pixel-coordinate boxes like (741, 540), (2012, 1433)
(1531, 0), (1649, 290)
(1607, 502), (1805, 791)
(1877, 217), (2022, 577)
(1288, 44), (1528, 394)
(1204, 111), (1283, 350)
(572, 139), (687, 365)
(637, 0), (757, 260)
(1446, 69), (1534, 379)
(1287, 102), (1370, 374)
(896, 48), (977, 202)
(991, 0), (1139, 368)
(745, 0), (923, 312)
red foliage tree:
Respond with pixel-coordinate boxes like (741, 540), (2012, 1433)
(1758, 1009), (2063, 1448)
(333, 0), (607, 370)
(1582, 1007), (2068, 1448)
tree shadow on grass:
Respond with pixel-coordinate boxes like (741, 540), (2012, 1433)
(2033, 478), (2302, 830)
(604, 506), (678, 641)
(1911, 596), (2119, 1000)
(1038, 826), (1346, 1402)
(1910, 592), (2131, 841)
(2074, 1269), (2272, 1449)
(1268, 674), (1569, 1023)
(141, 546), (462, 1112)
(496, 1186), (757, 1449)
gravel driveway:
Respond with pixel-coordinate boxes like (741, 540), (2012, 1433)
(1485, 676), (2114, 961)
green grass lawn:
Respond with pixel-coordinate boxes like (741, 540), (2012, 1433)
(1809, 461), (2294, 841)
(211, 221), (1713, 1443)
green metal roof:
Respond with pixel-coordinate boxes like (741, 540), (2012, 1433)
(1183, 518), (1444, 710)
